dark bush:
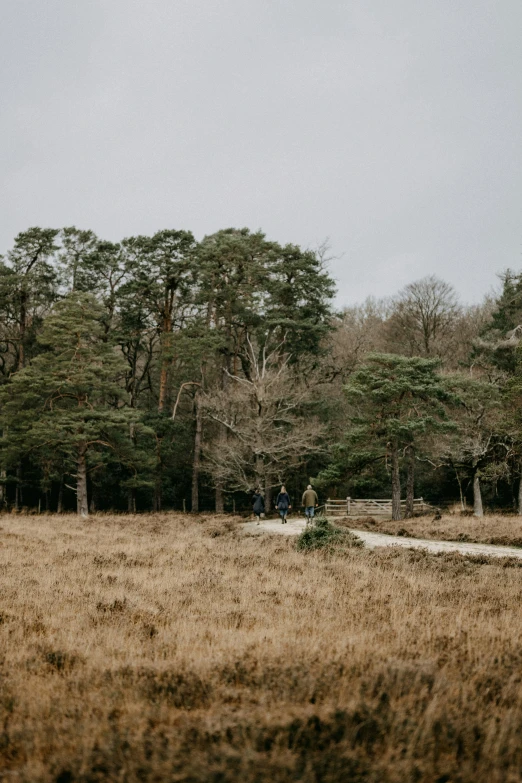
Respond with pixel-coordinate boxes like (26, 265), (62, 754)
(296, 517), (363, 552)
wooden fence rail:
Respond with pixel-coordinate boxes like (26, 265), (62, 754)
(325, 497), (434, 516)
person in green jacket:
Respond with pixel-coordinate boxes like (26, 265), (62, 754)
(302, 485), (319, 523)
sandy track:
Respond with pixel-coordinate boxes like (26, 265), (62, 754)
(242, 517), (522, 559)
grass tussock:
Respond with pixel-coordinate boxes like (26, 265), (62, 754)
(1, 512), (522, 781)
(342, 512), (522, 547)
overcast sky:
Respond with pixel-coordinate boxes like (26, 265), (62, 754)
(1, 0), (521, 307)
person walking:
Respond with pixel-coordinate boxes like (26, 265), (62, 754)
(252, 489), (265, 524)
(302, 484), (319, 524)
(275, 485), (291, 524)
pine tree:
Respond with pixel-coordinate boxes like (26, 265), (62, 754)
(121, 230), (197, 412)
(475, 270), (522, 373)
(57, 226), (99, 292)
(0, 293), (135, 516)
(6, 227), (60, 369)
(264, 241), (336, 359)
(344, 354), (455, 519)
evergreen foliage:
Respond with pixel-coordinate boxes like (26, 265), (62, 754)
(296, 517), (363, 552)
(342, 354), (457, 519)
(0, 226), (519, 515)
(0, 293), (137, 515)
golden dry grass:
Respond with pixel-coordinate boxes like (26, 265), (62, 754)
(1, 512), (522, 782)
(346, 513), (522, 547)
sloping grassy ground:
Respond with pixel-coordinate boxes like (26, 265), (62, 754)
(1, 513), (522, 782)
(343, 513), (522, 547)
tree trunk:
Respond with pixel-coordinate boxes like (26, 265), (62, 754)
(254, 455), (264, 494)
(153, 435), (163, 512)
(127, 422), (137, 514)
(391, 440), (402, 521)
(153, 477), (162, 512)
(518, 464), (522, 516)
(0, 469), (6, 509)
(215, 482), (224, 513)
(19, 289), (27, 370)
(214, 353), (229, 514)
(405, 445), (415, 518)
(127, 488), (136, 513)
(191, 394), (202, 513)
(15, 464), (22, 511)
(158, 366), (169, 413)
(264, 478), (272, 516)
(473, 471), (484, 517)
(57, 475), (64, 513)
(77, 445), (88, 517)
(453, 464), (466, 511)
(158, 314), (172, 413)
(89, 487), (98, 514)
(0, 427), (6, 509)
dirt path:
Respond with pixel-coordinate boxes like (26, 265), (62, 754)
(242, 517), (522, 559)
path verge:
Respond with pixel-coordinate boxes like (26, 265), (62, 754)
(242, 517), (522, 559)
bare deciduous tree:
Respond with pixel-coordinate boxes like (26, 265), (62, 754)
(386, 276), (461, 361)
(326, 298), (390, 380)
(200, 338), (324, 497)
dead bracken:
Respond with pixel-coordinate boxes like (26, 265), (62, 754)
(1, 511), (522, 782)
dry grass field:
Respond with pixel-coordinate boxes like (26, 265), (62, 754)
(1, 513), (522, 782)
(345, 513), (522, 547)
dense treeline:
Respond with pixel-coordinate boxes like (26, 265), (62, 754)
(0, 226), (520, 518)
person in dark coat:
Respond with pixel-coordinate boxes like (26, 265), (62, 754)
(275, 485), (291, 524)
(252, 490), (265, 524)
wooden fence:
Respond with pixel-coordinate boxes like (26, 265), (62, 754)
(325, 497), (434, 517)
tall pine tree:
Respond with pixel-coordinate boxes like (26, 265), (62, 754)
(0, 293), (134, 516)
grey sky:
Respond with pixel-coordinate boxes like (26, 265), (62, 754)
(1, 0), (521, 307)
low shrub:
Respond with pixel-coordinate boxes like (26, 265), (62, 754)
(296, 516), (363, 552)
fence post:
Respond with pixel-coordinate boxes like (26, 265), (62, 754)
(347, 497), (351, 515)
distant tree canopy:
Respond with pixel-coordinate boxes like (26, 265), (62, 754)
(0, 226), (334, 515)
(0, 226), (518, 517)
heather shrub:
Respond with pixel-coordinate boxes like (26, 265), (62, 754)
(296, 516), (363, 552)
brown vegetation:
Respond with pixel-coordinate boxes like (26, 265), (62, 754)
(1, 513), (522, 781)
(344, 513), (522, 548)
